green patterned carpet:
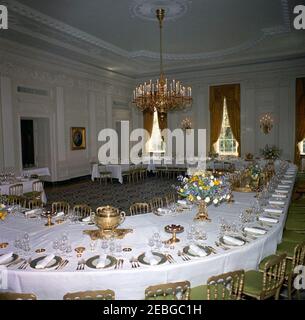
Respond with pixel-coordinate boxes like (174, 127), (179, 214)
(45, 176), (177, 214)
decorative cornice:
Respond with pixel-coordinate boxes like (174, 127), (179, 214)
(5, 0), (293, 63)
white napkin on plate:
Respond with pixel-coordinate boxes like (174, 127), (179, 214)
(96, 255), (107, 269)
(275, 189), (288, 194)
(284, 175), (293, 178)
(264, 208), (283, 214)
(189, 244), (207, 257)
(223, 235), (244, 246)
(259, 216), (279, 224)
(54, 211), (64, 218)
(177, 200), (187, 205)
(25, 209), (41, 216)
(145, 251), (159, 265)
(269, 200), (285, 206)
(281, 180), (292, 184)
(0, 252), (13, 264)
(35, 254), (55, 269)
(278, 184), (290, 189)
(244, 227), (266, 235)
(272, 194), (287, 198)
(82, 216), (91, 222)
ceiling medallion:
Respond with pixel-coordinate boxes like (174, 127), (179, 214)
(130, 0), (191, 21)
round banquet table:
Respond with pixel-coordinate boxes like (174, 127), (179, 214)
(0, 167), (296, 300)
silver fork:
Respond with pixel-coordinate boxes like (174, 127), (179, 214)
(20, 258), (31, 270)
(76, 260), (84, 271)
(56, 259), (68, 271)
(129, 257), (135, 268)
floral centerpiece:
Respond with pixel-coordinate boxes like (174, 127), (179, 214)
(176, 173), (231, 221)
(260, 144), (281, 160)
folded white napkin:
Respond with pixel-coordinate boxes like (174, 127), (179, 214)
(281, 180), (292, 184)
(284, 175), (293, 178)
(275, 189), (288, 194)
(223, 235), (244, 246)
(278, 184), (290, 189)
(259, 216), (279, 224)
(145, 251), (158, 265)
(272, 194), (287, 198)
(157, 208), (170, 215)
(25, 209), (41, 216)
(264, 208), (283, 214)
(54, 211), (64, 218)
(96, 255), (107, 269)
(189, 244), (207, 257)
(269, 200), (285, 206)
(0, 252), (13, 264)
(35, 254), (55, 269)
(177, 200), (187, 205)
(244, 227), (267, 235)
(82, 216), (91, 222)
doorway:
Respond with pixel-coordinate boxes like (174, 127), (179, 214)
(21, 119), (35, 168)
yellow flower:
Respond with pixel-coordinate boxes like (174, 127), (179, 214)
(0, 210), (7, 221)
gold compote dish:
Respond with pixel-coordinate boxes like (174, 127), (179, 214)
(164, 224), (184, 244)
(42, 210), (56, 227)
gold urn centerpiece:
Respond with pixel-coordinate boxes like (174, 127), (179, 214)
(95, 205), (126, 231)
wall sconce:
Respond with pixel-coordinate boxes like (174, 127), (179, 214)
(181, 117), (192, 133)
(259, 113), (273, 135)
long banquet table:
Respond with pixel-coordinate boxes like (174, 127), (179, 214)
(0, 166), (296, 300)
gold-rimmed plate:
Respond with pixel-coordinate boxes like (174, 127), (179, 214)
(183, 245), (211, 257)
(30, 255), (62, 269)
(138, 252), (167, 265)
(0, 253), (18, 265)
(219, 235), (246, 247)
(86, 255), (117, 269)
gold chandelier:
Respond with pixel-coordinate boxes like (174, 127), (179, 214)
(132, 8), (192, 119)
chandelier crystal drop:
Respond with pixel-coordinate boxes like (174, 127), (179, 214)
(132, 8), (192, 119)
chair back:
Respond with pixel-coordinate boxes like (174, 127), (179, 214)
(292, 241), (305, 270)
(165, 193), (176, 206)
(63, 290), (115, 300)
(7, 195), (26, 207)
(9, 184), (23, 196)
(145, 281), (190, 300)
(129, 203), (150, 215)
(0, 292), (37, 300)
(207, 270), (245, 300)
(52, 201), (69, 215)
(261, 253), (287, 299)
(32, 180), (43, 192)
(150, 197), (164, 211)
(28, 199), (43, 209)
(73, 204), (92, 218)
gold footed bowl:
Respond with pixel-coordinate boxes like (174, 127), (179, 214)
(194, 200), (211, 222)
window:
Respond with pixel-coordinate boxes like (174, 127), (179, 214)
(216, 98), (238, 156)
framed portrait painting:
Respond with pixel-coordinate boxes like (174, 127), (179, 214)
(71, 127), (86, 150)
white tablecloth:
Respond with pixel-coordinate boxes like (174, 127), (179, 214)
(22, 167), (50, 177)
(0, 179), (47, 204)
(0, 165), (296, 300)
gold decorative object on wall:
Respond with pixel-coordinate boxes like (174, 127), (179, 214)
(71, 127), (86, 150)
(259, 113), (273, 134)
(181, 117), (192, 133)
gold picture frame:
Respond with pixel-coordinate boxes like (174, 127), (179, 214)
(71, 127), (86, 150)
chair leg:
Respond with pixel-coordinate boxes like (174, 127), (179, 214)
(275, 288), (281, 300)
(287, 276), (292, 300)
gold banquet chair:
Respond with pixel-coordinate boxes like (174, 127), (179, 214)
(243, 254), (287, 300)
(165, 193), (176, 207)
(150, 197), (164, 212)
(145, 281), (190, 300)
(51, 201), (69, 215)
(63, 290), (115, 300)
(98, 164), (112, 185)
(24, 180), (44, 201)
(9, 183), (23, 196)
(0, 292), (37, 300)
(259, 241), (305, 300)
(129, 202), (150, 216)
(190, 270), (245, 300)
(27, 199), (43, 209)
(6, 195), (26, 207)
(73, 204), (92, 219)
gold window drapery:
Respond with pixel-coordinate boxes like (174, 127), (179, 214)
(295, 78), (305, 166)
(209, 84), (241, 156)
